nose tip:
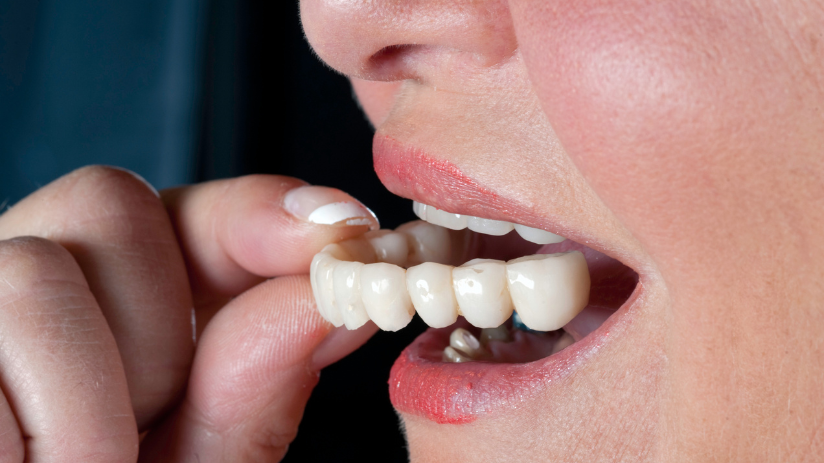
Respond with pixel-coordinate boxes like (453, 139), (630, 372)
(300, 0), (517, 81)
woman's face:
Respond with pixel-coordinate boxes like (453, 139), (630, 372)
(301, 1), (824, 460)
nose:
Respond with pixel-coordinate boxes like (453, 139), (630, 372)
(300, 0), (517, 81)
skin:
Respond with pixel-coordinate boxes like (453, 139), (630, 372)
(0, 167), (378, 461)
(0, 1), (821, 461)
(301, 0), (824, 461)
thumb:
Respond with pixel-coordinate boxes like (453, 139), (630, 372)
(139, 275), (377, 462)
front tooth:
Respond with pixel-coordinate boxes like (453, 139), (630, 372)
(506, 251), (590, 331)
(310, 244), (353, 327)
(449, 328), (483, 357)
(412, 201), (427, 221)
(396, 221), (452, 265)
(333, 261), (370, 330)
(406, 262), (458, 328)
(364, 230), (408, 266)
(452, 258), (514, 328)
(514, 224), (566, 245)
(425, 207), (468, 230)
(442, 346), (473, 363)
(467, 216), (514, 236)
(360, 263), (414, 331)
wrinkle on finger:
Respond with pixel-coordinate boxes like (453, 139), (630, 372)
(0, 166), (195, 430)
(0, 237), (138, 463)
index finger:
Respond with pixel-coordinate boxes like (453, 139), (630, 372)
(162, 175), (379, 301)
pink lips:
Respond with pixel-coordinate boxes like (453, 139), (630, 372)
(374, 134), (638, 424)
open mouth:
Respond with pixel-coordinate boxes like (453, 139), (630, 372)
(310, 199), (640, 423)
(306, 134), (646, 424)
(311, 200), (637, 352)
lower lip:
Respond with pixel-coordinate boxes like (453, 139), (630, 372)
(388, 287), (643, 424)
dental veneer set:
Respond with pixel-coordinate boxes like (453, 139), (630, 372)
(310, 202), (592, 355)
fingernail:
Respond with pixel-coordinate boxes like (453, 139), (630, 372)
(284, 186), (379, 230)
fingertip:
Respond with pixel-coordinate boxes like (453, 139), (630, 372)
(164, 176), (381, 298)
(311, 321), (380, 371)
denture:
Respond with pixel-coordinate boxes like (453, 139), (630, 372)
(310, 201), (603, 361)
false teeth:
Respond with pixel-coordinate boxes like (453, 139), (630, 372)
(361, 263), (415, 331)
(506, 252), (590, 331)
(396, 220), (452, 265)
(310, 243), (352, 327)
(364, 230), (408, 266)
(452, 258), (514, 328)
(310, 222), (590, 333)
(333, 261), (370, 329)
(406, 262), (459, 328)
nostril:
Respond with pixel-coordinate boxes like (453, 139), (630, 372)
(367, 44), (423, 81)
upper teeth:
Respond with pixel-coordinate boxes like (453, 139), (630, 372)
(310, 219), (590, 332)
(413, 201), (566, 244)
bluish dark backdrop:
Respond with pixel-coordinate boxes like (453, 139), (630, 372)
(0, 0), (421, 461)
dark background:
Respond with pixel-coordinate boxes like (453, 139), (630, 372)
(1, 0), (422, 460)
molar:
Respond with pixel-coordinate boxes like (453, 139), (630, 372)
(406, 262), (459, 328)
(506, 252), (590, 331)
(513, 224), (566, 245)
(360, 263), (414, 331)
(452, 258), (514, 328)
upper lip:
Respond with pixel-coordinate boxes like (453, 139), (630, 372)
(373, 132), (649, 424)
(373, 133), (644, 273)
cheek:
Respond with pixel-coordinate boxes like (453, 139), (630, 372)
(350, 79), (402, 127)
(509, 0), (813, 264)
(511, 1), (732, 205)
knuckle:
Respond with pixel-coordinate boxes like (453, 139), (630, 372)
(66, 165), (160, 204)
(50, 166), (169, 239)
(0, 237), (77, 291)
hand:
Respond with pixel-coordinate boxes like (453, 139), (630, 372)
(0, 166), (379, 462)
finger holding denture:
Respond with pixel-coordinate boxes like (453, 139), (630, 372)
(309, 218), (591, 332)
